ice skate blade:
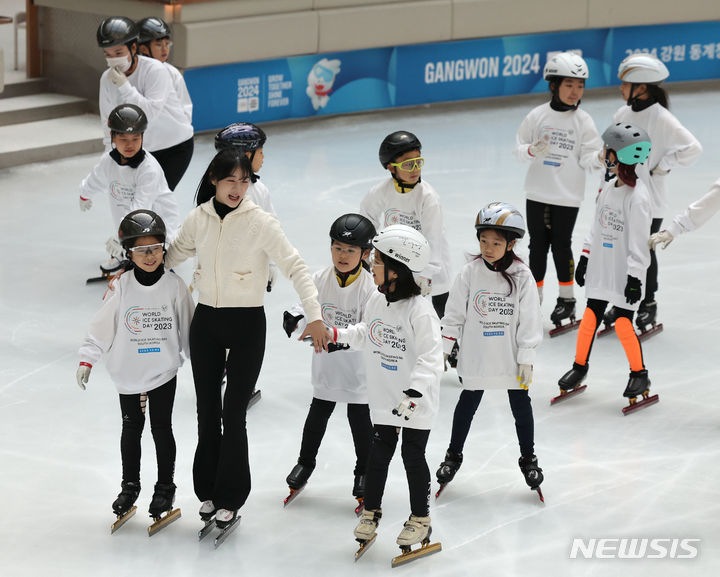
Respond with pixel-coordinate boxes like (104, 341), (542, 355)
(622, 393), (659, 415)
(354, 498), (365, 517)
(534, 487), (545, 503)
(354, 534), (377, 561)
(148, 508), (181, 536)
(637, 322), (663, 342)
(548, 319), (580, 338)
(435, 483), (449, 500)
(110, 506), (137, 533)
(283, 484), (305, 507)
(550, 384), (587, 405)
(391, 541), (442, 567)
(248, 389), (262, 409)
(214, 515), (241, 549)
(198, 517), (216, 541)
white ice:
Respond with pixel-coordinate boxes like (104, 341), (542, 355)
(1, 84), (719, 577)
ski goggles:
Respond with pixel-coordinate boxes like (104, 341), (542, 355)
(128, 243), (164, 256)
(389, 157), (424, 171)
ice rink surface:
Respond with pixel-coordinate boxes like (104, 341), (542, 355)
(1, 84), (719, 577)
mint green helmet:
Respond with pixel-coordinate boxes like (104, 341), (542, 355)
(602, 122), (651, 165)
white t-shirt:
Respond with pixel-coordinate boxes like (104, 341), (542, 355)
(165, 62), (192, 124)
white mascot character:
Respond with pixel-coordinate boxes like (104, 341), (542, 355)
(306, 58), (341, 110)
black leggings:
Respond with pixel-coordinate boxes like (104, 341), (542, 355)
(189, 304), (266, 511)
(526, 199), (579, 284)
(645, 218), (663, 302)
(297, 397), (372, 476)
(432, 292), (449, 319)
(118, 377), (177, 484)
(363, 425), (431, 517)
(448, 389), (535, 458)
(150, 137), (194, 191)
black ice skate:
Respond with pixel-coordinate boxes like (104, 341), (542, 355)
(446, 342), (459, 369)
(551, 363), (588, 405)
(87, 261), (124, 285)
(353, 474), (366, 516)
(111, 481), (140, 533)
(548, 298), (581, 337)
(391, 516), (442, 568)
(596, 307), (618, 338)
(621, 369), (659, 415)
(435, 450), (463, 499)
(248, 387), (262, 408)
(283, 463), (314, 507)
(147, 482), (181, 536)
(635, 301), (663, 341)
(518, 455), (544, 502)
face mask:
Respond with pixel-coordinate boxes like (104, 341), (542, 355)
(106, 55), (131, 72)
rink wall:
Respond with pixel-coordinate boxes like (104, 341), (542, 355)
(30, 0), (720, 128)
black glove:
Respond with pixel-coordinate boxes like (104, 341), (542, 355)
(575, 255), (588, 287)
(624, 275), (642, 304)
(282, 311), (304, 338)
(327, 342), (350, 353)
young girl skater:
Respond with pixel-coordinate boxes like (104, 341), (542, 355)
(608, 53), (702, 333)
(97, 16), (194, 191)
(515, 52), (604, 332)
(327, 224), (443, 562)
(76, 209), (194, 533)
(556, 123), (656, 414)
(282, 214), (377, 511)
(79, 103), (180, 277)
(436, 203), (544, 501)
(359, 131), (453, 320)
(164, 150), (327, 535)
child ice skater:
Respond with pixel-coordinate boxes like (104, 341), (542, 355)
(557, 123), (655, 413)
(514, 52), (603, 330)
(282, 214), (377, 509)
(436, 202), (544, 500)
(327, 224), (443, 556)
(359, 131), (453, 320)
(79, 103), (180, 277)
(76, 210), (194, 528)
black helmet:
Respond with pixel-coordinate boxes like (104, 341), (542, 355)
(96, 17), (139, 48)
(108, 104), (148, 134)
(214, 122), (267, 152)
(378, 131), (422, 168)
(119, 209), (166, 248)
(137, 17), (171, 45)
(329, 214), (376, 249)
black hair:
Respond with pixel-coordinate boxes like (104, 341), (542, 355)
(547, 76), (584, 111)
(645, 84), (669, 109)
(195, 150), (253, 206)
(376, 251), (421, 302)
(475, 228), (523, 295)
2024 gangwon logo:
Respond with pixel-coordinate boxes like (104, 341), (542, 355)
(124, 306), (144, 335)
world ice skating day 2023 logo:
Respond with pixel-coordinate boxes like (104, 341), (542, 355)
(306, 58), (342, 111)
(110, 181), (134, 203)
(383, 209), (422, 230)
(124, 305), (174, 337)
(321, 302), (357, 328)
(473, 290), (513, 335)
(598, 204), (623, 247)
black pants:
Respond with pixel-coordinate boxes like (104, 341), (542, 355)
(118, 377), (177, 484)
(526, 199), (579, 284)
(189, 304), (266, 511)
(579, 298), (641, 366)
(432, 292), (449, 319)
(448, 389), (535, 458)
(297, 397), (372, 477)
(364, 425), (431, 517)
(645, 218), (663, 303)
(150, 137), (194, 191)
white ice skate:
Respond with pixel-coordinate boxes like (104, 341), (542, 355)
(392, 515), (442, 567)
(354, 508), (381, 561)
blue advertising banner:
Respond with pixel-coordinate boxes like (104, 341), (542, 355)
(184, 20), (720, 132)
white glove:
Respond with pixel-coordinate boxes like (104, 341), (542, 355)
(416, 276), (432, 297)
(528, 140), (549, 158)
(79, 196), (92, 211)
(392, 389), (422, 421)
(648, 230), (674, 250)
(106, 236), (125, 260)
(266, 262), (278, 292)
(108, 66), (128, 87)
(76, 363), (92, 390)
(517, 364), (533, 390)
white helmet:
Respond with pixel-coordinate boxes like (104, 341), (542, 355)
(372, 224), (430, 273)
(617, 53), (669, 84)
(543, 52), (589, 80)
(475, 202), (526, 239)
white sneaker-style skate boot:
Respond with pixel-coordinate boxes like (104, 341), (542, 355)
(354, 508), (382, 541)
(396, 514), (431, 546)
(199, 500), (216, 520)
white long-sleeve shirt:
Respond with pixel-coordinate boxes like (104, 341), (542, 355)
(247, 179), (276, 217)
(79, 150), (180, 241)
(666, 177), (720, 238)
(288, 266), (376, 403)
(441, 258), (542, 390)
(515, 102), (604, 208)
(165, 62), (192, 124)
(78, 270), (194, 394)
(99, 55), (194, 152)
(359, 177), (452, 294)
(614, 102), (702, 218)
(336, 292), (443, 430)
(583, 177), (652, 311)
